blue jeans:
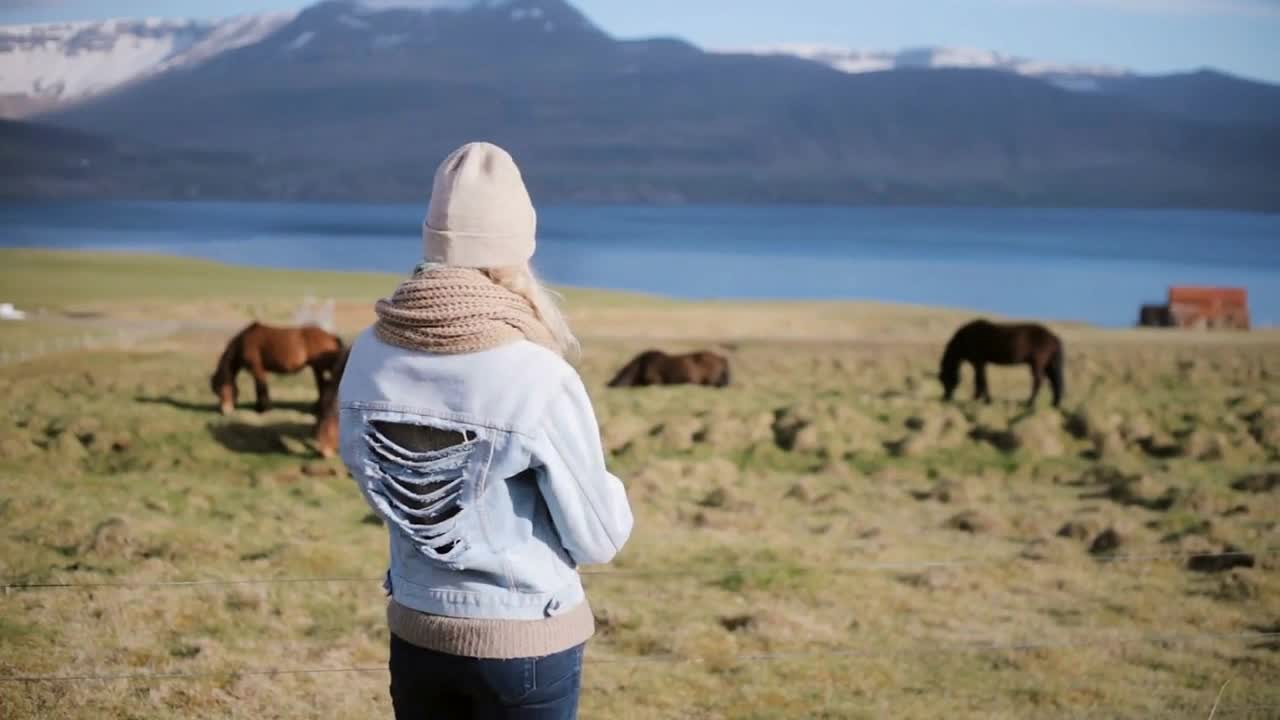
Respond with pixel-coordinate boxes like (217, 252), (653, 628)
(389, 634), (585, 720)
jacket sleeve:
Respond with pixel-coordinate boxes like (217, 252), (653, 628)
(532, 372), (634, 565)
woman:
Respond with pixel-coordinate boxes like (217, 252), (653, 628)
(339, 142), (634, 719)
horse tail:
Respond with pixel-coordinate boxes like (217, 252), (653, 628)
(716, 358), (731, 387)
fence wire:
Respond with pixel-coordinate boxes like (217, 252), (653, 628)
(4, 629), (1277, 684)
(4, 547), (1272, 592)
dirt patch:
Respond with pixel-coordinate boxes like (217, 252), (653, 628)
(1232, 472), (1279, 494)
(49, 430), (88, 460)
(1056, 519), (1101, 542)
(698, 487), (732, 509)
(784, 483), (811, 502)
(1010, 411), (1068, 457)
(1066, 407), (1120, 441)
(1084, 468), (1179, 511)
(81, 517), (134, 559)
(910, 478), (967, 504)
(1251, 406), (1280, 451)
(1209, 569), (1258, 602)
(719, 614), (756, 632)
(771, 408), (812, 452)
(1187, 546), (1255, 573)
(1118, 414), (1155, 445)
(1181, 430), (1235, 461)
(602, 415), (649, 454)
(1089, 429), (1129, 461)
(1088, 528), (1123, 556)
(655, 417), (706, 452)
(1138, 433), (1182, 459)
(945, 510), (997, 534)
(969, 425), (1020, 453)
(301, 461), (339, 478)
(0, 435), (38, 460)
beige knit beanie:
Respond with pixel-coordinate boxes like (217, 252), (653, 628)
(423, 142), (536, 268)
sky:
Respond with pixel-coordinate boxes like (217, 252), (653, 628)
(2, 0), (1279, 83)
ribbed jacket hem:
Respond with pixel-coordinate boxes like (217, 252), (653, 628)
(387, 598), (595, 660)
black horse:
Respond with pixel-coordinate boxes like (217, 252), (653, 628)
(939, 319), (1065, 407)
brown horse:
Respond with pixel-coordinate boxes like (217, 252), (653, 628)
(939, 319), (1064, 407)
(210, 322), (344, 415)
(314, 345), (351, 458)
(607, 350), (731, 388)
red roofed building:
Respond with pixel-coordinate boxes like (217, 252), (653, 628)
(1138, 287), (1250, 330)
(1166, 287), (1250, 330)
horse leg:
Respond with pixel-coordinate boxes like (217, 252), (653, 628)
(315, 410), (338, 459)
(248, 358), (271, 413)
(218, 371), (237, 415)
(310, 363), (328, 415)
(1048, 358), (1064, 408)
(1027, 360), (1045, 408)
(973, 362), (990, 403)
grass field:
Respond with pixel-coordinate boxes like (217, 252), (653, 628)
(1, 250), (1277, 719)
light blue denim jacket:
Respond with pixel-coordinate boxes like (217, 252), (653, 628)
(338, 328), (633, 621)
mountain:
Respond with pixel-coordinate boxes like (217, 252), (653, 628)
(4, 0), (1279, 209)
(0, 29), (1144, 118)
(733, 45), (1132, 91)
(755, 45), (1280, 128)
(9, 6), (1280, 125)
(0, 12), (296, 117)
(1094, 70), (1280, 128)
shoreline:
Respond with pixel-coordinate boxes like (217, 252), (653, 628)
(2, 249), (1278, 345)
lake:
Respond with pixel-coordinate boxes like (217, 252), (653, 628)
(2, 201), (1277, 327)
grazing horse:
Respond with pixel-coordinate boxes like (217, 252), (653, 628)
(939, 319), (1064, 407)
(314, 345), (351, 458)
(607, 350), (731, 388)
(210, 322), (344, 415)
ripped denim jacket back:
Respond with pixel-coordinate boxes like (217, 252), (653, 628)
(361, 421), (479, 566)
(340, 330), (634, 622)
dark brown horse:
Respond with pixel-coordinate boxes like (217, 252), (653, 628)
(607, 350), (731, 388)
(210, 322), (344, 415)
(314, 344), (351, 458)
(939, 319), (1064, 407)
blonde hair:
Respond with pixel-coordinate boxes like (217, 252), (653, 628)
(484, 265), (580, 359)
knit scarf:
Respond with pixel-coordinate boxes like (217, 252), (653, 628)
(374, 265), (558, 355)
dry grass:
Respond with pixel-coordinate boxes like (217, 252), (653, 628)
(1, 250), (1278, 719)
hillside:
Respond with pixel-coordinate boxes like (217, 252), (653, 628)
(0, 119), (263, 201)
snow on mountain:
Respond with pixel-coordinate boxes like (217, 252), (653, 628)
(352, 0), (499, 10)
(732, 44), (1131, 89)
(0, 12), (296, 117)
(165, 13), (300, 69)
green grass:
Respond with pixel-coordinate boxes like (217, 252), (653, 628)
(0, 248), (665, 311)
(0, 249), (397, 308)
(1, 250), (1278, 719)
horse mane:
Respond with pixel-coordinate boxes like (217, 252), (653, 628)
(939, 332), (963, 376)
(212, 325), (250, 386)
(607, 355), (646, 387)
